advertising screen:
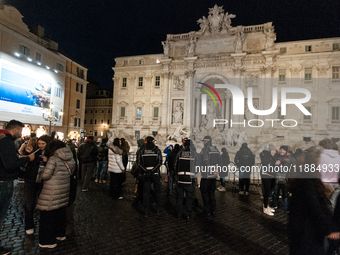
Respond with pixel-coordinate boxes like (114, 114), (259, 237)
(0, 58), (59, 117)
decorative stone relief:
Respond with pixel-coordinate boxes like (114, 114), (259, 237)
(245, 73), (259, 87)
(232, 66), (246, 76)
(234, 31), (245, 52)
(197, 5), (236, 34)
(260, 65), (276, 77)
(263, 27), (276, 50)
(185, 70), (196, 78)
(173, 77), (185, 91)
(316, 64), (330, 75)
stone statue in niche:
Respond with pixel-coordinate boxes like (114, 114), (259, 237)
(236, 131), (248, 146)
(187, 37), (197, 57)
(264, 28), (276, 50)
(162, 41), (170, 57)
(234, 31), (245, 52)
(197, 16), (209, 34)
(172, 102), (184, 124)
(174, 77), (184, 90)
(200, 101), (217, 130)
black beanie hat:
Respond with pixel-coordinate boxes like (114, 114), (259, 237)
(280, 145), (288, 152)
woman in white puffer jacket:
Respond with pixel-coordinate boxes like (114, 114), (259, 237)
(107, 138), (125, 199)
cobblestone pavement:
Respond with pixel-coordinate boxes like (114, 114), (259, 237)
(1, 175), (289, 255)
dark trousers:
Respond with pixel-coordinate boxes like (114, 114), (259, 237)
(109, 172), (124, 198)
(143, 174), (162, 213)
(272, 183), (288, 209)
(81, 162), (96, 190)
(66, 203), (75, 235)
(262, 177), (275, 208)
(200, 179), (216, 214)
(24, 180), (42, 230)
(0, 181), (13, 239)
(239, 177), (250, 192)
(39, 207), (66, 245)
(176, 183), (194, 215)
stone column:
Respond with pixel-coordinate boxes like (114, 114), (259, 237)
(316, 65), (330, 134)
(159, 58), (172, 136)
(184, 57), (197, 129)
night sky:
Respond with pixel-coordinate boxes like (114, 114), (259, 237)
(4, 0), (340, 89)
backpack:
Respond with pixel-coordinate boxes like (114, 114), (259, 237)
(240, 151), (253, 166)
(208, 146), (222, 166)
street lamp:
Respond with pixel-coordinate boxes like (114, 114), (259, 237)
(42, 103), (63, 135)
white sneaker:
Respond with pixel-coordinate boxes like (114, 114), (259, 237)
(56, 236), (66, 241)
(26, 228), (34, 235)
(118, 197), (123, 200)
(239, 191), (244, 195)
(39, 243), (57, 248)
(268, 207), (275, 212)
(218, 187), (226, 192)
(263, 207), (274, 216)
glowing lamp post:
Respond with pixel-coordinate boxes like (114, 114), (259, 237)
(42, 103), (63, 135)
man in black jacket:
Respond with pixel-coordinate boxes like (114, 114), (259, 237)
(136, 136), (162, 217)
(77, 136), (98, 192)
(0, 120), (34, 255)
(235, 143), (255, 195)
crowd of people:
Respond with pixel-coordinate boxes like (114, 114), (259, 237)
(1, 119), (340, 254)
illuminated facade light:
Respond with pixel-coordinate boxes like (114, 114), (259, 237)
(27, 57), (32, 62)
(156, 58), (160, 63)
(14, 52), (20, 57)
(54, 69), (58, 73)
(46, 66), (50, 69)
(37, 62), (41, 65)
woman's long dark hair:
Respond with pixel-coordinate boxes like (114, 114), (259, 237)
(113, 138), (120, 148)
(49, 140), (66, 157)
(287, 147), (327, 201)
(38, 135), (51, 157)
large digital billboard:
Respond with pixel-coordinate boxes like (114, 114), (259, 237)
(0, 58), (63, 120)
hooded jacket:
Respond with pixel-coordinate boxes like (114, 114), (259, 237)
(77, 139), (98, 163)
(36, 147), (75, 211)
(107, 143), (124, 173)
(0, 130), (30, 181)
(320, 149), (340, 183)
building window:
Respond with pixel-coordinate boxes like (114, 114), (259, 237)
(332, 107), (340, 120)
(56, 63), (64, 72)
(77, 67), (84, 79)
(94, 119), (97, 125)
(81, 84), (83, 93)
(85, 110), (87, 113)
(154, 107), (159, 118)
(90, 119), (92, 124)
(305, 67), (312, 80)
(35, 52), (41, 62)
(278, 107), (284, 119)
(101, 110), (104, 113)
(19, 45), (30, 56)
(95, 110), (97, 114)
(122, 77), (127, 88)
(137, 107), (142, 118)
(304, 107), (312, 119)
(76, 83), (83, 93)
(280, 47), (286, 54)
(95, 99), (98, 105)
(94, 131), (98, 136)
(74, 118), (80, 127)
(91, 110), (93, 113)
(84, 119), (86, 124)
(305, 45), (312, 52)
(120, 107), (125, 117)
(108, 109), (111, 114)
(76, 99), (80, 109)
(102, 100), (105, 105)
(333, 43), (340, 50)
(109, 100), (112, 105)
(54, 88), (62, 98)
(101, 119), (104, 124)
(107, 119), (110, 125)
(279, 69), (286, 81)
(106, 91), (109, 96)
(155, 76), (160, 87)
(138, 77), (143, 87)
(139, 59), (144, 65)
(100, 91), (104, 95)
(333, 66), (340, 79)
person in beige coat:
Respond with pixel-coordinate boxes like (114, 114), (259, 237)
(36, 140), (75, 249)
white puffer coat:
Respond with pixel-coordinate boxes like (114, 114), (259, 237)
(107, 143), (124, 173)
(36, 147), (75, 211)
